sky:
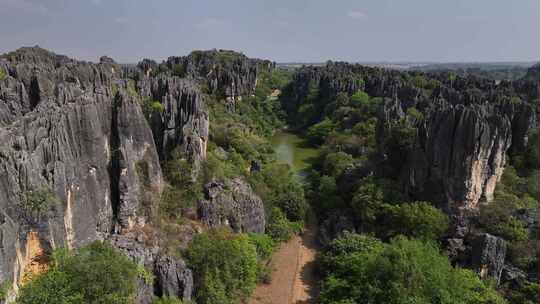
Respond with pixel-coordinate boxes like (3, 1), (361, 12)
(0, 0), (539, 63)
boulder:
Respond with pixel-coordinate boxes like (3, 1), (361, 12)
(155, 256), (193, 301)
(108, 234), (193, 303)
(501, 264), (527, 288)
(198, 178), (265, 233)
(471, 233), (507, 284)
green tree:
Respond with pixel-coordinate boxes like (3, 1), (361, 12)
(378, 202), (449, 241)
(307, 119), (334, 145)
(350, 90), (369, 106)
(323, 152), (354, 177)
(186, 229), (257, 304)
(266, 208), (294, 242)
(351, 178), (384, 231)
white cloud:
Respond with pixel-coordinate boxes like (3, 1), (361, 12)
(347, 10), (367, 19)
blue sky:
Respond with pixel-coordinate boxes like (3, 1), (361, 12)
(0, 0), (539, 63)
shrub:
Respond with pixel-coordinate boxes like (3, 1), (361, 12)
(24, 187), (58, 219)
(377, 202), (449, 241)
(248, 234), (275, 261)
(406, 107), (424, 121)
(17, 242), (139, 304)
(143, 100), (165, 120)
(152, 296), (185, 304)
(509, 281), (540, 304)
(350, 90), (369, 106)
(186, 229), (257, 304)
(307, 119), (334, 145)
(172, 63), (186, 77)
(266, 208), (294, 242)
(0, 69), (6, 81)
(492, 217), (529, 242)
(0, 280), (12, 301)
(248, 234), (275, 283)
(322, 152), (354, 177)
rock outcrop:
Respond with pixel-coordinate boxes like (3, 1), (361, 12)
(470, 233), (507, 284)
(137, 75), (209, 169)
(109, 234), (193, 303)
(198, 178), (266, 234)
(163, 49), (274, 102)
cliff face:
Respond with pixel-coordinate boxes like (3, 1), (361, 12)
(0, 47), (164, 296)
(379, 96), (536, 236)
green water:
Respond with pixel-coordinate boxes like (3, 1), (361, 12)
(271, 131), (319, 176)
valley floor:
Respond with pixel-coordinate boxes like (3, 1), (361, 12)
(248, 222), (319, 304)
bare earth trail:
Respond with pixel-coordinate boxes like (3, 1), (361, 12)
(248, 222), (320, 304)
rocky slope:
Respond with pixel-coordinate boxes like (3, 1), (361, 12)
(0, 47), (269, 303)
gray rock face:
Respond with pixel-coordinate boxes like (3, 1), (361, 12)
(501, 264), (527, 288)
(137, 76), (209, 168)
(155, 256), (193, 301)
(383, 98), (516, 210)
(108, 234), (193, 303)
(471, 233), (507, 284)
(198, 178), (265, 233)
(378, 96), (535, 236)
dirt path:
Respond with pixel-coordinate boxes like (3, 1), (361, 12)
(248, 224), (319, 304)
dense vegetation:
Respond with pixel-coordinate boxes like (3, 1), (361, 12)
(186, 230), (258, 304)
(16, 242), (141, 304)
(318, 233), (505, 304)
